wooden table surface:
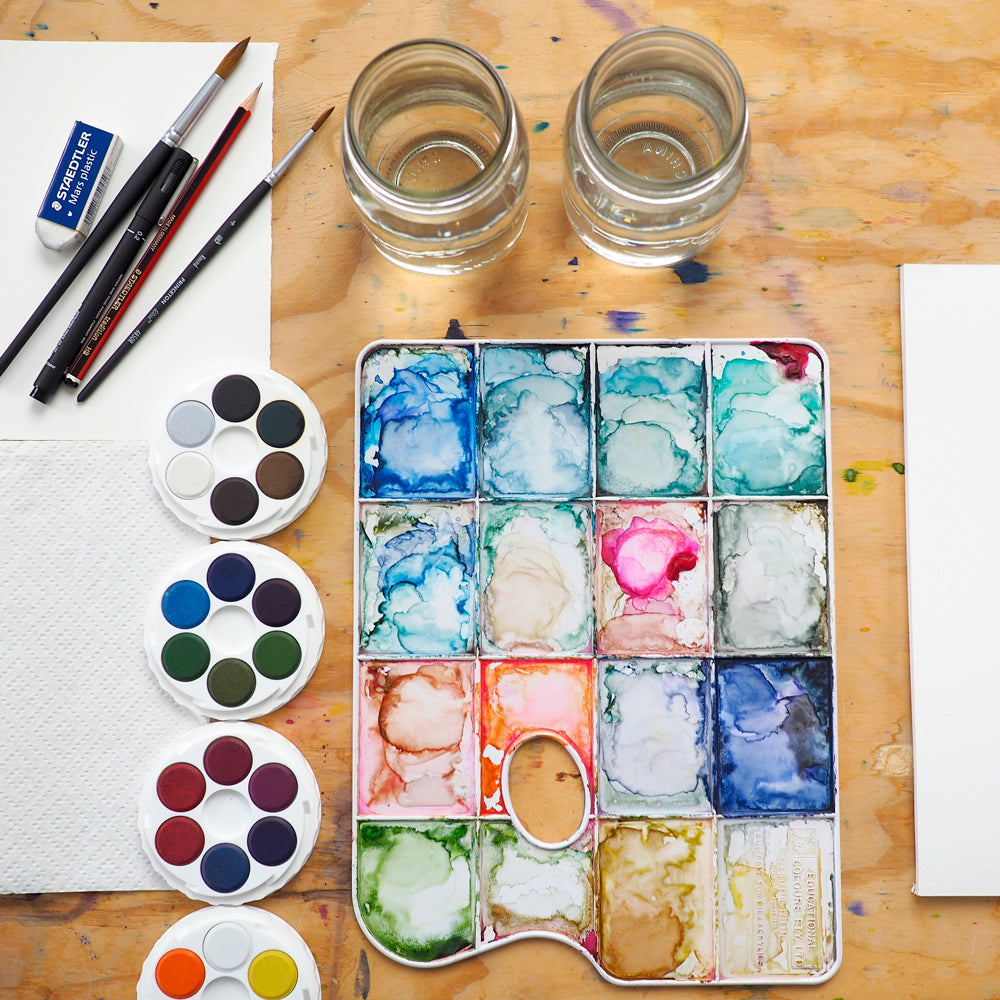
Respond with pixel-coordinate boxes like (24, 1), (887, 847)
(2, 0), (998, 997)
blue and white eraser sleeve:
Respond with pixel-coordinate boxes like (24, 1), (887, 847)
(35, 121), (123, 251)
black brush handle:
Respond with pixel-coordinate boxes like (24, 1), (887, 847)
(0, 139), (175, 378)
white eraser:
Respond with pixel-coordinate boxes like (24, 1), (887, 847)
(35, 121), (123, 252)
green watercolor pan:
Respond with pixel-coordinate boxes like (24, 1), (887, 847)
(351, 338), (841, 985)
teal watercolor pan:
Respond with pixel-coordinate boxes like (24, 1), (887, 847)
(352, 339), (840, 985)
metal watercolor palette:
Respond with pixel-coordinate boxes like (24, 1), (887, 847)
(351, 339), (839, 985)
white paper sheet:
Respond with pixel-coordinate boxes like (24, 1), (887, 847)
(0, 41), (275, 441)
(901, 263), (1000, 896)
(0, 441), (207, 893)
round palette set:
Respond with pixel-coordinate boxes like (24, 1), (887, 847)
(139, 722), (321, 904)
(150, 368), (327, 539)
(138, 904), (320, 1000)
(146, 542), (325, 720)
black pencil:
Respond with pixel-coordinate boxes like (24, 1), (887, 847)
(78, 106), (334, 405)
(0, 36), (250, 381)
(66, 84), (262, 387)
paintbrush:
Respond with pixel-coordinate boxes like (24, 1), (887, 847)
(77, 107), (334, 405)
(66, 84), (262, 387)
(0, 36), (250, 381)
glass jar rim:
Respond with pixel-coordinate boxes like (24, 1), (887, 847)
(577, 26), (748, 195)
(344, 38), (518, 208)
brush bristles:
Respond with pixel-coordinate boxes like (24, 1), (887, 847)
(216, 36), (251, 78)
(310, 106), (335, 132)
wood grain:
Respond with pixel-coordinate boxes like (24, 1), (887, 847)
(3, 0), (999, 996)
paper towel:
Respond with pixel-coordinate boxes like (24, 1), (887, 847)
(0, 440), (207, 893)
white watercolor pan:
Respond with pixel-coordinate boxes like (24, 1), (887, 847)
(145, 541), (325, 720)
(139, 722), (321, 904)
(149, 368), (327, 540)
(137, 904), (321, 1000)
(351, 339), (841, 986)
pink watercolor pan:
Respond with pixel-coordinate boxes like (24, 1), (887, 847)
(352, 339), (841, 985)
(139, 722), (320, 904)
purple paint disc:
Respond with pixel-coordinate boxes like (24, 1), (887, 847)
(252, 579), (302, 628)
(248, 762), (299, 812)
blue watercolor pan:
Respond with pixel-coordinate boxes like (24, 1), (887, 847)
(352, 339), (839, 985)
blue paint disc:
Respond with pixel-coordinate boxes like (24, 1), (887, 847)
(161, 580), (211, 630)
(206, 551), (256, 602)
(200, 842), (251, 894)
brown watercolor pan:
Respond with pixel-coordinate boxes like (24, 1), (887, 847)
(149, 368), (327, 539)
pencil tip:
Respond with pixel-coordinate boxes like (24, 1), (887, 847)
(311, 106), (335, 132)
(217, 36), (251, 78)
(242, 83), (263, 112)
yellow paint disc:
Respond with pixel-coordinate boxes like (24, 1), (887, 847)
(247, 949), (298, 999)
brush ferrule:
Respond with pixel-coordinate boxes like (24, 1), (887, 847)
(163, 75), (224, 147)
(265, 129), (315, 186)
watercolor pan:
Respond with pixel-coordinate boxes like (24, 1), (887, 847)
(352, 339), (839, 985)
(137, 904), (320, 1000)
(139, 722), (320, 904)
(145, 541), (325, 720)
(149, 368), (327, 540)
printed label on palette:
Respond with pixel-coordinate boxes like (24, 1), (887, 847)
(352, 340), (839, 985)
(149, 368), (328, 540)
(137, 904), (320, 1000)
(145, 541), (325, 720)
(139, 721), (320, 904)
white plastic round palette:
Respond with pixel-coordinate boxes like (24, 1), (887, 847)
(139, 722), (321, 905)
(137, 904), (321, 1000)
(149, 367), (328, 540)
(145, 541), (325, 720)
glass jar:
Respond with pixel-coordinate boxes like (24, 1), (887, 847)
(562, 27), (749, 267)
(342, 39), (529, 274)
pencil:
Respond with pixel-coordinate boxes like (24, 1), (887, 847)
(77, 106), (334, 405)
(0, 36), (250, 381)
(66, 84), (262, 387)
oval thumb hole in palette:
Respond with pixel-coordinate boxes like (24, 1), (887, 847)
(145, 541), (325, 721)
(149, 367), (328, 540)
(137, 904), (321, 1000)
(139, 722), (321, 904)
